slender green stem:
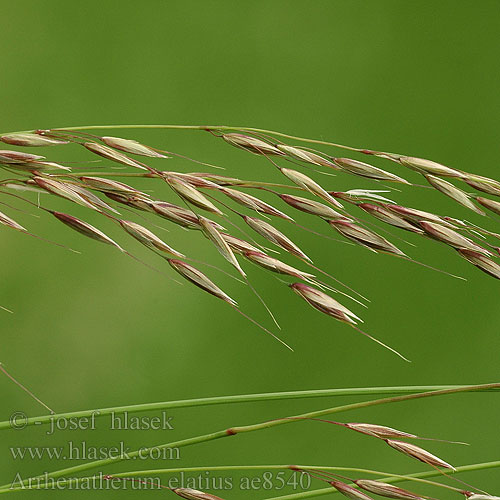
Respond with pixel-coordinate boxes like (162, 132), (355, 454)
(4, 461), (492, 494)
(0, 385), (495, 431)
(2, 124), (391, 156)
(2, 383), (497, 491)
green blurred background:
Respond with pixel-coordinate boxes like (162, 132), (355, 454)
(1, 0), (499, 497)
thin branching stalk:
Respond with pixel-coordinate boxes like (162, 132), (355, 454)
(2, 383), (497, 491)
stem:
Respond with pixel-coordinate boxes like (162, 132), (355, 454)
(2, 124), (393, 156)
(1, 383), (497, 490)
(3, 461), (498, 494)
(0, 384), (495, 431)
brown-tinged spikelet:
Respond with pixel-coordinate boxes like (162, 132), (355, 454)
(222, 133), (284, 156)
(279, 194), (348, 220)
(329, 220), (406, 256)
(458, 249), (500, 279)
(83, 142), (148, 170)
(419, 221), (491, 255)
(172, 488), (225, 500)
(221, 187), (293, 220)
(168, 259), (237, 306)
(119, 220), (185, 257)
(354, 480), (423, 500)
(0, 210), (26, 231)
(385, 439), (455, 470)
(345, 423), (417, 439)
(329, 480), (374, 500)
(165, 176), (223, 215)
(276, 144), (339, 168)
(52, 212), (123, 250)
(244, 215), (311, 261)
(101, 136), (168, 158)
(1, 133), (69, 147)
(280, 168), (344, 209)
(333, 158), (409, 184)
(425, 175), (484, 215)
(358, 203), (423, 233)
(399, 156), (464, 178)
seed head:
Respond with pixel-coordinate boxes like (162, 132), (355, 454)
(329, 220), (406, 256)
(354, 480), (423, 500)
(465, 174), (500, 197)
(399, 156), (464, 178)
(105, 192), (155, 212)
(220, 233), (261, 254)
(172, 488), (225, 500)
(358, 203), (422, 233)
(279, 194), (348, 220)
(425, 175), (484, 215)
(345, 423), (417, 439)
(166, 172), (221, 190)
(0, 150), (45, 163)
(199, 217), (246, 276)
(168, 259), (237, 306)
(165, 176), (223, 215)
(8, 160), (71, 172)
(276, 144), (339, 168)
(280, 168), (344, 209)
(476, 196), (500, 216)
(333, 158), (409, 184)
(222, 133), (284, 156)
(221, 187), (293, 220)
(83, 142), (148, 170)
(0, 210), (26, 231)
(244, 215), (311, 261)
(290, 283), (362, 324)
(52, 212), (123, 250)
(385, 439), (455, 470)
(458, 249), (500, 279)
(80, 176), (143, 194)
(244, 251), (315, 280)
(331, 189), (396, 205)
(152, 201), (225, 230)
(101, 136), (167, 158)
(386, 205), (457, 229)
(329, 480), (374, 500)
(419, 221), (491, 255)
(466, 495), (500, 500)
(119, 220), (184, 257)
(33, 177), (99, 211)
(1, 133), (69, 147)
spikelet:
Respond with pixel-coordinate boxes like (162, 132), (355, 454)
(101, 136), (168, 158)
(1, 133), (69, 147)
(0, 210), (26, 231)
(244, 215), (311, 261)
(52, 212), (123, 250)
(198, 216), (246, 276)
(334, 158), (409, 184)
(168, 259), (237, 306)
(399, 156), (464, 178)
(276, 144), (339, 168)
(222, 133), (284, 155)
(385, 439), (455, 470)
(120, 220), (185, 257)
(280, 168), (344, 209)
(279, 194), (348, 220)
(329, 220), (406, 256)
(425, 175), (484, 215)
(165, 176), (223, 215)
(221, 187), (293, 220)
